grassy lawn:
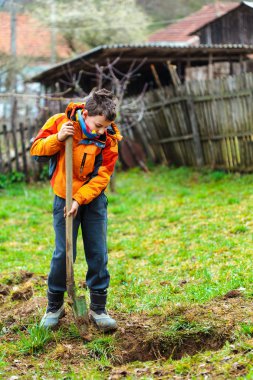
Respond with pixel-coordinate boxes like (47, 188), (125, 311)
(1, 166), (253, 379)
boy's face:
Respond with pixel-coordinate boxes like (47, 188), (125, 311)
(82, 110), (112, 135)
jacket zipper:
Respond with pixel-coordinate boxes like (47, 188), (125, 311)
(80, 153), (87, 174)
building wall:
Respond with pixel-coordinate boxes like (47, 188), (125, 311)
(197, 4), (253, 45)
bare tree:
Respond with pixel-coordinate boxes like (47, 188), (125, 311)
(55, 57), (148, 126)
(53, 57), (149, 187)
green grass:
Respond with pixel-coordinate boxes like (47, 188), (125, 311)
(17, 324), (53, 355)
(240, 323), (253, 337)
(86, 336), (117, 368)
(2, 166), (253, 378)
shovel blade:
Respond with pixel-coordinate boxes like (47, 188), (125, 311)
(72, 295), (88, 318)
(71, 295), (90, 338)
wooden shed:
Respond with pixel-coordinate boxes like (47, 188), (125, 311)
(28, 43), (253, 95)
(193, 1), (253, 45)
(148, 2), (239, 45)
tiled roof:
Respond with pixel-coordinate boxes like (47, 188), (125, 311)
(148, 2), (239, 44)
(0, 11), (71, 59)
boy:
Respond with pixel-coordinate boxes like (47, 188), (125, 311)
(30, 89), (122, 332)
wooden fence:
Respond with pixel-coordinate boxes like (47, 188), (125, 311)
(122, 72), (253, 172)
(0, 95), (36, 180)
(2, 72), (253, 179)
(0, 93), (82, 180)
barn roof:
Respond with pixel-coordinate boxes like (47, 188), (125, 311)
(28, 43), (253, 84)
(148, 2), (239, 44)
(192, 1), (253, 34)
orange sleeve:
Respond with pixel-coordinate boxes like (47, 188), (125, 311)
(30, 114), (66, 157)
(73, 138), (118, 205)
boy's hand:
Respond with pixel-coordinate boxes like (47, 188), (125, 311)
(57, 122), (75, 142)
(64, 200), (79, 218)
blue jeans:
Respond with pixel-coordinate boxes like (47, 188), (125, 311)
(48, 193), (110, 294)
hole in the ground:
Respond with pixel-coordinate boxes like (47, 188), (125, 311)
(111, 292), (250, 365)
(113, 319), (232, 364)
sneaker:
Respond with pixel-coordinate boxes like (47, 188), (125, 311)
(89, 309), (117, 332)
(40, 305), (65, 328)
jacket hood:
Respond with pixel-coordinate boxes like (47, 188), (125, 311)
(65, 102), (85, 120)
(109, 122), (123, 142)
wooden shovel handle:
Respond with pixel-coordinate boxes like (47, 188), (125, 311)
(65, 136), (74, 296)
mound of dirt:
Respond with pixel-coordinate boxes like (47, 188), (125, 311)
(4, 270), (33, 286)
(0, 284), (10, 296)
(11, 283), (33, 301)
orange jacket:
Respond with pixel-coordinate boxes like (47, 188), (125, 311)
(30, 103), (122, 205)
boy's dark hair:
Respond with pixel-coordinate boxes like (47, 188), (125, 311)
(85, 88), (118, 121)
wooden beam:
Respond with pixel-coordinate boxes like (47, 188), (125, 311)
(144, 89), (252, 111)
(150, 64), (162, 88)
(154, 134), (193, 144)
(167, 61), (181, 87)
(94, 56), (249, 63)
(239, 55), (247, 73)
(208, 53), (213, 80)
(186, 98), (204, 167)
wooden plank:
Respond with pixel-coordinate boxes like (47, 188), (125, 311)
(194, 90), (252, 102)
(165, 103), (186, 165)
(136, 121), (156, 161)
(208, 53), (213, 80)
(0, 139), (3, 173)
(167, 61), (181, 87)
(201, 131), (253, 140)
(150, 64), (162, 88)
(146, 112), (166, 162)
(145, 91), (253, 113)
(3, 124), (12, 172)
(234, 136), (241, 165)
(186, 98), (204, 167)
(10, 96), (20, 171)
(114, 56), (253, 63)
(154, 134), (193, 144)
(19, 122), (29, 181)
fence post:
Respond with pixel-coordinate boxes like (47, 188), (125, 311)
(186, 97), (204, 167)
(0, 139), (3, 173)
(3, 124), (12, 172)
(19, 122), (29, 181)
(11, 95), (20, 171)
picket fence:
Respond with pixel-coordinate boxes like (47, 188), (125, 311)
(122, 72), (253, 172)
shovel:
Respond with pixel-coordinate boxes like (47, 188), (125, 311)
(65, 136), (89, 338)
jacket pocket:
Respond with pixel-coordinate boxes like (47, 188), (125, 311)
(73, 144), (97, 179)
(80, 152), (95, 177)
(80, 153), (87, 174)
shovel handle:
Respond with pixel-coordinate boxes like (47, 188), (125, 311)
(65, 136), (74, 296)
